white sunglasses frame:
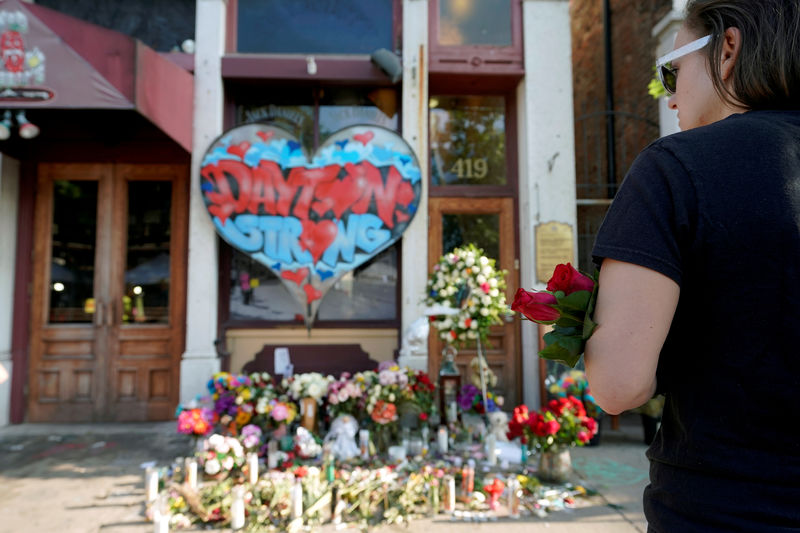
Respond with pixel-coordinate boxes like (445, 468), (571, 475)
(655, 34), (712, 94)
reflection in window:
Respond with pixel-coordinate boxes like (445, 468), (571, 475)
(319, 88), (399, 137)
(49, 180), (97, 324)
(438, 0), (512, 46)
(237, 0), (393, 54)
(124, 182), (172, 324)
(430, 95), (506, 186)
(442, 213), (500, 261)
(229, 245), (398, 322)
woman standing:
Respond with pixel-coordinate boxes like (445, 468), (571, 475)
(585, 1), (800, 531)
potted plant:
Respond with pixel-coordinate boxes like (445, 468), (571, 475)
(507, 397), (598, 483)
(547, 369), (603, 445)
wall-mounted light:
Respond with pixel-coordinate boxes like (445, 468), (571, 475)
(370, 48), (403, 84)
(52, 282), (65, 292)
(16, 110), (39, 139)
(0, 110), (12, 140)
(306, 56), (317, 76)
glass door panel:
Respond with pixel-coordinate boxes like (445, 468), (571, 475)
(442, 213), (499, 259)
(438, 0), (512, 46)
(48, 180), (98, 324)
(430, 95), (506, 186)
(123, 181), (172, 324)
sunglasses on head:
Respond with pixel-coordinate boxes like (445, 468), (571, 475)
(656, 34), (712, 95)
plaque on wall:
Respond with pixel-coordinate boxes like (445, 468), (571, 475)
(535, 222), (574, 284)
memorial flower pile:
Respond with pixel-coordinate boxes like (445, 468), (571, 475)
(511, 263), (598, 368)
(425, 244), (509, 345)
(408, 369), (437, 421)
(506, 397), (598, 452)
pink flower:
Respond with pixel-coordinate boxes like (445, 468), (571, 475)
(511, 288), (560, 322)
(577, 430), (591, 444)
(271, 402), (288, 421)
(481, 282), (491, 294)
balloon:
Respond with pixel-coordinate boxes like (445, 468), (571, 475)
(200, 124), (422, 328)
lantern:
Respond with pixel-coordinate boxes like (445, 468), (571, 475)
(439, 345), (461, 423)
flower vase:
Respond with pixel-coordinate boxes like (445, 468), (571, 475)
(373, 424), (394, 455)
(537, 446), (572, 484)
(300, 397), (317, 432)
(398, 401), (422, 430)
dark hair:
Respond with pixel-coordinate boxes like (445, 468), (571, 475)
(684, 0), (800, 110)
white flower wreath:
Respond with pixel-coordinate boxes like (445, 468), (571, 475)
(425, 243), (508, 345)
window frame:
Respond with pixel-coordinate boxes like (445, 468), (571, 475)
(428, 0), (524, 75)
(217, 86), (405, 330)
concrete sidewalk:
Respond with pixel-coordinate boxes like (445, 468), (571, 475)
(0, 414), (651, 533)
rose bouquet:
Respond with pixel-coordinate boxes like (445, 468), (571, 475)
(425, 244), (508, 345)
(407, 369), (437, 423)
(326, 372), (369, 419)
(511, 263), (598, 368)
(506, 397), (598, 452)
(199, 433), (246, 478)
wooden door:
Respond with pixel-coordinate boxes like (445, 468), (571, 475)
(428, 197), (521, 406)
(28, 163), (187, 422)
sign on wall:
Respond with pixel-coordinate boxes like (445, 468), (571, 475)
(200, 124), (422, 328)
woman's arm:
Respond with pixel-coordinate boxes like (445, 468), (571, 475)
(584, 259), (679, 415)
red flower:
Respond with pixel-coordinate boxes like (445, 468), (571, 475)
(419, 412), (428, 421)
(546, 263), (595, 295)
(577, 430), (591, 443)
(511, 288), (560, 322)
(294, 466), (309, 479)
(581, 416), (598, 435)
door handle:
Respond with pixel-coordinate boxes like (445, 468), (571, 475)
(106, 300), (114, 327)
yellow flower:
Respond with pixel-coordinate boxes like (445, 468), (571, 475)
(235, 410), (252, 426)
(240, 389), (252, 401)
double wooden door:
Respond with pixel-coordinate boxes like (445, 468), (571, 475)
(428, 197), (521, 406)
(28, 163), (187, 422)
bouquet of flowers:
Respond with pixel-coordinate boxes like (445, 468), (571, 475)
(457, 383), (502, 415)
(548, 369), (602, 419)
(506, 397), (598, 452)
(425, 244), (508, 345)
(285, 372), (334, 404)
(366, 365), (410, 426)
(206, 372), (256, 435)
(199, 433), (246, 477)
(326, 372), (369, 419)
(511, 263), (598, 367)
(239, 424), (263, 452)
(407, 370), (437, 423)
(176, 407), (214, 437)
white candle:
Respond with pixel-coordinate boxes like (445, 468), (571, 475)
(185, 459), (197, 489)
(267, 440), (279, 470)
(145, 467), (159, 503)
(437, 426), (448, 454)
(247, 453), (259, 485)
(153, 492), (169, 532)
(486, 433), (497, 466)
(507, 476), (520, 519)
(444, 475), (456, 512)
(359, 429), (370, 459)
(231, 485), (246, 530)
(291, 480), (304, 519)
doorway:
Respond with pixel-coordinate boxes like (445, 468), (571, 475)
(28, 163), (188, 422)
(428, 196), (521, 406)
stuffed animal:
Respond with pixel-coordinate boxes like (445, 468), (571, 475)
(487, 410), (509, 442)
(468, 356), (498, 389)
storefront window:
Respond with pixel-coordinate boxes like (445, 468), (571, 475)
(237, 0), (394, 54)
(430, 95), (506, 186)
(228, 87), (401, 325)
(438, 0), (512, 46)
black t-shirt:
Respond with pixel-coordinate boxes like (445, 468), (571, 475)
(593, 110), (800, 531)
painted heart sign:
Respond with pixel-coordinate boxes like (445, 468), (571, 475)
(200, 124), (422, 327)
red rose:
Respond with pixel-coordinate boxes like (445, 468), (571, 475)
(577, 430), (591, 443)
(546, 263), (595, 295)
(511, 288), (560, 322)
(419, 412), (428, 421)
